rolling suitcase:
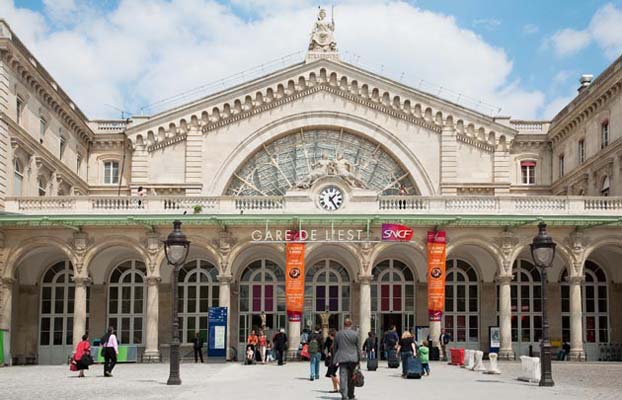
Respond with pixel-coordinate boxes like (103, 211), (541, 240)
(367, 357), (378, 371)
(406, 356), (423, 379)
(387, 350), (400, 368)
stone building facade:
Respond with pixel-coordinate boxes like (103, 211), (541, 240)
(0, 14), (621, 365)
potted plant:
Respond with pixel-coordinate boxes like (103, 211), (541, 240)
(193, 204), (203, 214)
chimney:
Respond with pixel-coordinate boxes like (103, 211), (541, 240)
(578, 74), (594, 92)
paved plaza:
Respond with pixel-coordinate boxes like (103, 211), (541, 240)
(1, 360), (621, 400)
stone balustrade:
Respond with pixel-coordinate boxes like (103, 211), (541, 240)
(4, 195), (622, 216)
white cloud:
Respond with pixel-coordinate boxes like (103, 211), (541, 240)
(547, 3), (622, 59)
(2, 0), (544, 119)
(543, 94), (576, 119)
(522, 24), (538, 35)
(553, 70), (574, 84)
(549, 28), (591, 57)
(473, 18), (501, 31)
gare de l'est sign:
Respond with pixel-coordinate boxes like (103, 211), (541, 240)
(250, 223), (415, 242)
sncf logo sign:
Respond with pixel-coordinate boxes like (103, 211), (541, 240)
(381, 224), (414, 241)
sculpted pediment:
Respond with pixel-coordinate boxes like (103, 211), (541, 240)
(127, 58), (516, 154)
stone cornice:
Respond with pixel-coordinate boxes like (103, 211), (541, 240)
(129, 58), (514, 154)
(148, 132), (187, 152)
(548, 55), (622, 145)
(456, 133), (495, 153)
(0, 32), (93, 143)
(2, 111), (88, 193)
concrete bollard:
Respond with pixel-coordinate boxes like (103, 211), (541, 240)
(483, 353), (501, 374)
(472, 350), (486, 371)
(518, 356), (541, 383)
(463, 349), (475, 369)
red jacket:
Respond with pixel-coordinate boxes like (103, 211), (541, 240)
(74, 340), (90, 361)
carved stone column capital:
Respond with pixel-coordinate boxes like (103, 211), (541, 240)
(72, 276), (91, 287)
(217, 274), (233, 285)
(1, 276), (15, 288)
(568, 275), (585, 285)
(496, 274), (513, 285)
(358, 273), (373, 284)
(146, 276), (161, 286)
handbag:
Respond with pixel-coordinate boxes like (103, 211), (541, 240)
(352, 366), (365, 387)
(324, 355), (332, 367)
(81, 353), (94, 366)
(300, 344), (310, 360)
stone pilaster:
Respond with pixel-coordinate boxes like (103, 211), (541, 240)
(130, 140), (148, 189)
(358, 274), (372, 347)
(144, 276), (161, 362)
(217, 274), (232, 360)
(72, 276), (91, 347)
(1, 277), (15, 365)
(497, 274), (514, 360)
(0, 56), (9, 209)
(493, 142), (511, 194)
(568, 275), (586, 361)
(184, 121), (203, 195)
(440, 125), (457, 195)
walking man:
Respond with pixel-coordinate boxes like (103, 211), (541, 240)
(273, 328), (288, 366)
(440, 329), (451, 361)
(308, 326), (324, 380)
(193, 332), (204, 363)
(333, 318), (361, 400)
(101, 327), (118, 377)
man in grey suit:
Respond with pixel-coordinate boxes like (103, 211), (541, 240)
(333, 318), (361, 400)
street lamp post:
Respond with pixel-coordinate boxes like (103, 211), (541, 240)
(164, 220), (190, 386)
(530, 222), (556, 387)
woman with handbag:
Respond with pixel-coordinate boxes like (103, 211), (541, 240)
(324, 329), (340, 393)
(71, 334), (92, 378)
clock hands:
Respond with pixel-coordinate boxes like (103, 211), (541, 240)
(329, 194), (338, 209)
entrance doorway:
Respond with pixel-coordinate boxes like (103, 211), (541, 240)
(381, 313), (403, 336)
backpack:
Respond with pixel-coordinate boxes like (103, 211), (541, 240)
(100, 333), (110, 347)
(384, 331), (397, 348)
(309, 335), (319, 354)
(300, 331), (309, 345)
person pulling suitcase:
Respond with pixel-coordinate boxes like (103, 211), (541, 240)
(363, 331), (378, 371)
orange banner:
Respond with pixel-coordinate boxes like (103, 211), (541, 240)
(427, 231), (447, 321)
(285, 242), (305, 321)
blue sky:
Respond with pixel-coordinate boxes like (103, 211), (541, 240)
(4, 0), (622, 119)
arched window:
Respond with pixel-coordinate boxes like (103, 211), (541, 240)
(108, 260), (146, 345)
(445, 259), (479, 344)
(509, 259), (542, 343)
(371, 259), (415, 335)
(178, 260), (219, 343)
(561, 260), (608, 343)
(238, 259), (286, 344)
(13, 158), (23, 196)
(304, 260), (351, 330)
(40, 261), (86, 348)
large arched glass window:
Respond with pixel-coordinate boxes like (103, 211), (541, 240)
(371, 259), (415, 334)
(238, 259), (286, 344)
(40, 260), (86, 347)
(509, 259), (542, 343)
(108, 260), (146, 345)
(178, 260), (219, 343)
(445, 259), (479, 343)
(561, 260), (608, 343)
(13, 158), (23, 196)
(303, 260), (351, 330)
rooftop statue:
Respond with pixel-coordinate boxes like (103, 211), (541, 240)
(309, 8), (337, 52)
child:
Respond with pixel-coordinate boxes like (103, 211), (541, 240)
(266, 340), (275, 362)
(245, 345), (255, 365)
(418, 340), (430, 376)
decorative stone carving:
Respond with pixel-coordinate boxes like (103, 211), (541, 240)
(146, 276), (161, 286)
(295, 153), (367, 189)
(308, 8), (337, 52)
(358, 242), (374, 272)
(564, 230), (589, 275)
(493, 231), (519, 274)
(495, 274), (513, 285)
(71, 231), (91, 273)
(72, 276), (92, 287)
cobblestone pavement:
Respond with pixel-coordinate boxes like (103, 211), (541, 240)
(1, 360), (621, 400)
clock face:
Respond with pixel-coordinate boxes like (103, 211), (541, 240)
(319, 186), (344, 211)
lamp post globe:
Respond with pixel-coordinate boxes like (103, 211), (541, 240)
(164, 220), (190, 386)
(530, 222), (556, 387)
